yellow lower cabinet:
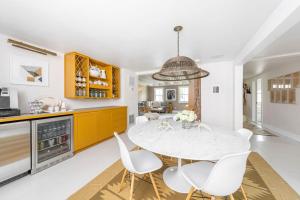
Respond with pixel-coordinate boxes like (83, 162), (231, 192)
(74, 111), (98, 152)
(73, 107), (128, 152)
(97, 109), (113, 141)
(112, 107), (127, 133)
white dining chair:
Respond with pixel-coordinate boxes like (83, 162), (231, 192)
(198, 122), (212, 132)
(135, 116), (148, 124)
(144, 112), (160, 120)
(182, 151), (251, 200)
(235, 128), (253, 199)
(186, 122), (212, 163)
(238, 128), (253, 141)
(114, 132), (163, 200)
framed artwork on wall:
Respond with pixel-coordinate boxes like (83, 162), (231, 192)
(268, 71), (300, 104)
(166, 89), (176, 101)
(10, 56), (49, 86)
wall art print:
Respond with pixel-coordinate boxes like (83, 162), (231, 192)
(10, 56), (49, 86)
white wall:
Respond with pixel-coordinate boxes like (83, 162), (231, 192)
(201, 61), (235, 129)
(245, 65), (300, 141)
(121, 69), (138, 119)
(0, 33), (138, 118)
(138, 84), (148, 101)
(233, 64), (244, 130)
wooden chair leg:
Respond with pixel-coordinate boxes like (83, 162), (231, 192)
(186, 187), (196, 200)
(143, 173), (149, 180)
(159, 155), (165, 162)
(119, 169), (128, 192)
(129, 173), (135, 200)
(149, 173), (161, 200)
(230, 194), (235, 200)
(240, 185), (248, 200)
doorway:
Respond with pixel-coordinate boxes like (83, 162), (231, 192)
(256, 78), (262, 125)
(251, 79), (262, 126)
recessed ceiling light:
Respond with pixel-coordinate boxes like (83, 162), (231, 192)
(210, 55), (224, 59)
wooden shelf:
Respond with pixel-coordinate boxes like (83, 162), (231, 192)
(64, 52), (121, 99)
(88, 97), (110, 100)
(112, 66), (120, 98)
(89, 75), (108, 81)
(89, 84), (110, 90)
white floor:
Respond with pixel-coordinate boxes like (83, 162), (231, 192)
(0, 133), (299, 199)
(251, 134), (300, 194)
(0, 133), (135, 200)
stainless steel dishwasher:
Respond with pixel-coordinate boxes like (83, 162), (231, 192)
(0, 121), (31, 184)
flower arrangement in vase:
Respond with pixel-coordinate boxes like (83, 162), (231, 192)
(173, 110), (198, 129)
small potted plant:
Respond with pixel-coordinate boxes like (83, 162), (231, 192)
(174, 110), (197, 129)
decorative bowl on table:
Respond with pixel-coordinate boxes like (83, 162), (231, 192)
(158, 119), (173, 130)
(181, 120), (195, 129)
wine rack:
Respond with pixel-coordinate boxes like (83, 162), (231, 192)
(64, 52), (120, 99)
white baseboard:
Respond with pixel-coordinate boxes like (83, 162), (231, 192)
(262, 124), (300, 142)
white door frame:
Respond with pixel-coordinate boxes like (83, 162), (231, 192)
(251, 80), (256, 123)
(256, 78), (263, 125)
(251, 78), (263, 125)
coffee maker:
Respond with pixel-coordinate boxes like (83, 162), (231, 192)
(0, 87), (20, 117)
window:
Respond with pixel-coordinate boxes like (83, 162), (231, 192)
(179, 86), (189, 103)
(154, 88), (164, 102)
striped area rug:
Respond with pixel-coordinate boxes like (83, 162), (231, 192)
(69, 153), (299, 200)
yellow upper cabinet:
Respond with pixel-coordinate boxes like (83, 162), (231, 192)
(64, 52), (120, 99)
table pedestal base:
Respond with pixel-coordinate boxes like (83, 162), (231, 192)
(162, 159), (191, 193)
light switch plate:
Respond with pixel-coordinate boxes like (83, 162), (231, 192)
(213, 86), (219, 93)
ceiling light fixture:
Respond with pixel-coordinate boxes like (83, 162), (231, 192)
(152, 26), (209, 81)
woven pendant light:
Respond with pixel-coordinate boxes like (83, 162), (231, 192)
(152, 26), (209, 81)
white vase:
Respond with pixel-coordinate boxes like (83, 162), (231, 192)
(182, 120), (194, 129)
(100, 70), (106, 79)
(89, 66), (100, 77)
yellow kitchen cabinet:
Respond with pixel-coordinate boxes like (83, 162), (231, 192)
(112, 107), (127, 133)
(64, 52), (121, 99)
(74, 111), (99, 151)
(74, 107), (127, 152)
(97, 109), (113, 141)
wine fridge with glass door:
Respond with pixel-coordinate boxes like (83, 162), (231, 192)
(31, 115), (73, 174)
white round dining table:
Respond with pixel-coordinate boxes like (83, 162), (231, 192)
(127, 119), (250, 193)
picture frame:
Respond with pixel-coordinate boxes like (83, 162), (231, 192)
(10, 56), (49, 86)
(166, 89), (176, 101)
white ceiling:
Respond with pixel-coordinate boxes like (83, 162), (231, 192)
(0, 0), (281, 72)
(244, 21), (300, 79)
(244, 54), (300, 79)
(255, 21), (300, 58)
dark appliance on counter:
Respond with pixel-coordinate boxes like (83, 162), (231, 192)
(31, 116), (73, 174)
(0, 87), (20, 117)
